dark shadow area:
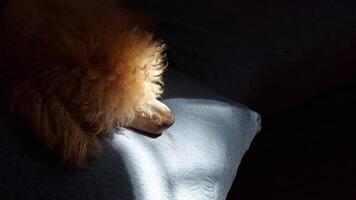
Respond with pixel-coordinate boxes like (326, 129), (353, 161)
(246, 36), (356, 114)
(0, 105), (135, 200)
(227, 35), (356, 200)
(228, 81), (356, 200)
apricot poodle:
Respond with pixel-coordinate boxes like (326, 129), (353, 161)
(0, 0), (174, 167)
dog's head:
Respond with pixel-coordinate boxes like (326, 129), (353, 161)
(0, 0), (174, 167)
(1, 0), (175, 134)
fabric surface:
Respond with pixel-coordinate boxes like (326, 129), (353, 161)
(0, 70), (260, 200)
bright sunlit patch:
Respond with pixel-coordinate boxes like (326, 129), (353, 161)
(110, 129), (170, 200)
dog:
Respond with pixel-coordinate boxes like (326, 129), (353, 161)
(0, 0), (174, 168)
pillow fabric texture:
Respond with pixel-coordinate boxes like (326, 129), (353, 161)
(0, 70), (261, 200)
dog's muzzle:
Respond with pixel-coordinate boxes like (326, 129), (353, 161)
(129, 99), (175, 134)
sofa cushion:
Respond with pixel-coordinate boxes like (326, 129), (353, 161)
(0, 70), (260, 200)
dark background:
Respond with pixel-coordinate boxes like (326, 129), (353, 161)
(122, 0), (356, 199)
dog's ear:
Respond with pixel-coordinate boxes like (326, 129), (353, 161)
(10, 80), (101, 168)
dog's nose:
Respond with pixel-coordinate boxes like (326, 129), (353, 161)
(128, 99), (175, 134)
(160, 112), (175, 129)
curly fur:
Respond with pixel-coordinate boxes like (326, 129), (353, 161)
(0, 0), (166, 167)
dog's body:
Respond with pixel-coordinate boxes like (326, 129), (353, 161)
(0, 0), (174, 167)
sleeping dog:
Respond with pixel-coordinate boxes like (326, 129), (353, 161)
(0, 0), (174, 167)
